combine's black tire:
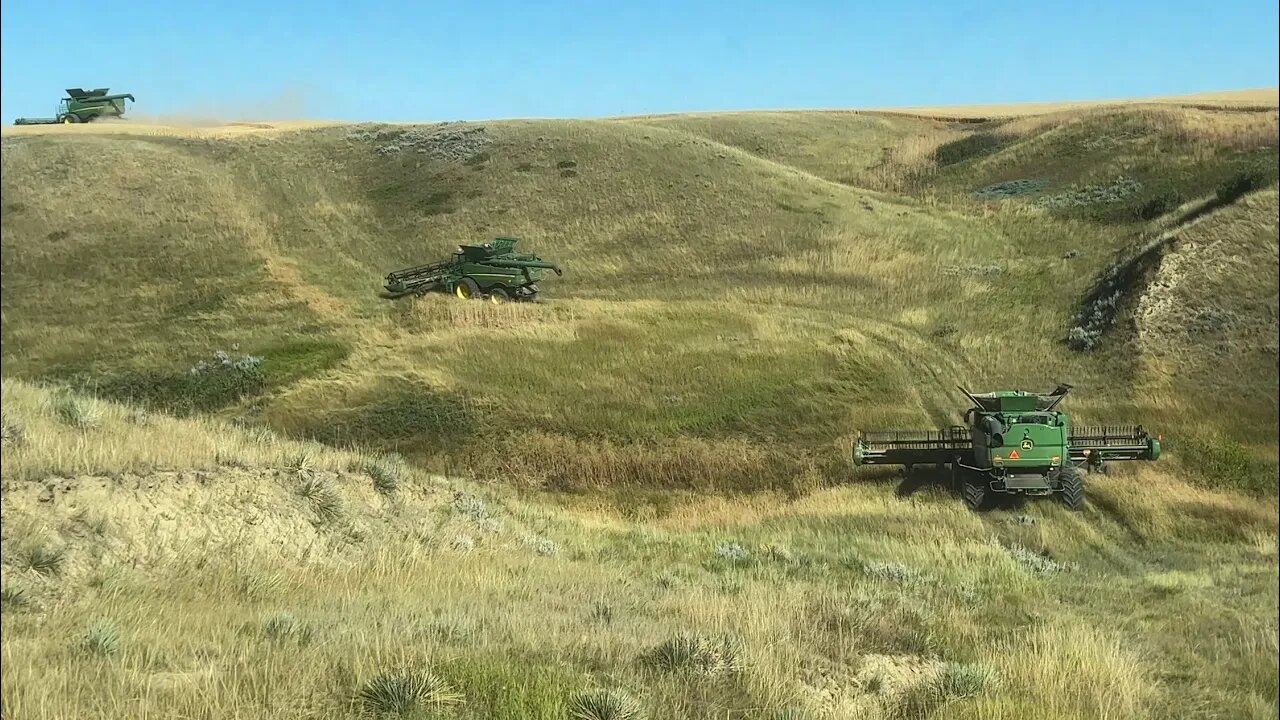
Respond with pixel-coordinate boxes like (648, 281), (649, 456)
(1059, 465), (1085, 511)
(488, 287), (510, 304)
(961, 473), (992, 511)
(61, 114), (79, 124)
(454, 278), (480, 300)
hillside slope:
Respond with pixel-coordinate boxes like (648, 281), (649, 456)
(3, 103), (1276, 494)
(1, 379), (1276, 719)
(2, 94), (1278, 720)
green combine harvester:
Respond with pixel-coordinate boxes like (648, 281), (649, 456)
(13, 88), (136, 125)
(384, 237), (563, 303)
(851, 384), (1162, 511)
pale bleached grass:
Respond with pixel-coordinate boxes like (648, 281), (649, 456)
(861, 87), (1278, 119)
(968, 622), (1155, 720)
(1, 100), (1277, 718)
(0, 377), (357, 481)
(0, 119), (342, 139)
(2, 381), (1277, 719)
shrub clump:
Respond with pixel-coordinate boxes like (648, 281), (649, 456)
(1034, 177), (1143, 210)
(23, 544), (66, 576)
(452, 492), (490, 521)
(640, 634), (747, 676)
(365, 454), (406, 496)
(295, 476), (344, 524)
(263, 612), (313, 645)
(1, 584), (32, 609)
(523, 535), (559, 557)
(862, 560), (926, 585)
(714, 542), (750, 563)
(971, 177), (1051, 199)
(356, 668), (463, 717)
(936, 662), (998, 699)
(79, 619), (121, 657)
(1, 415), (25, 448)
(568, 688), (646, 720)
(1004, 542), (1076, 574)
(91, 346), (266, 416)
(1068, 278), (1124, 352)
(54, 393), (102, 430)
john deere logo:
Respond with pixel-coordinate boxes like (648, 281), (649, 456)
(1021, 438), (1034, 450)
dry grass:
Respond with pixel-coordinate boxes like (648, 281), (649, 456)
(0, 378), (357, 481)
(1, 97), (1277, 718)
(0, 119), (342, 139)
(861, 87), (1279, 119)
(0, 380), (1276, 719)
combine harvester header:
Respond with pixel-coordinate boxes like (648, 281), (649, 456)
(13, 88), (136, 125)
(852, 384), (1162, 511)
(384, 237), (563, 303)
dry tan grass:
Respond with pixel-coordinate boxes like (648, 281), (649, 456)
(0, 119), (341, 139)
(0, 378), (364, 481)
(2, 379), (1277, 718)
(863, 87), (1279, 119)
(1, 95), (1277, 717)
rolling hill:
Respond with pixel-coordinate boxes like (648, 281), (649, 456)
(1, 91), (1277, 719)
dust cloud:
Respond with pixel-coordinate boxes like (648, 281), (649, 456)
(112, 85), (315, 127)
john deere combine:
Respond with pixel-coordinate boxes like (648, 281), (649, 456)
(851, 384), (1162, 511)
(13, 88), (135, 125)
(384, 237), (562, 303)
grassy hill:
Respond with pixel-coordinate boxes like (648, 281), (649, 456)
(1, 92), (1278, 719)
(2, 379), (1276, 719)
(2, 99), (1276, 491)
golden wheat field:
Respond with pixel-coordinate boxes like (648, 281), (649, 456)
(1, 89), (1277, 719)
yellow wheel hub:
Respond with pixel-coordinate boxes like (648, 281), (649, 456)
(455, 283), (473, 300)
(488, 293), (505, 305)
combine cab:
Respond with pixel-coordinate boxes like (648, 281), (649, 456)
(851, 384), (1162, 511)
(13, 88), (136, 125)
(384, 237), (563, 303)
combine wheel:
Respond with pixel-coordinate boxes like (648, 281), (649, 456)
(454, 278), (480, 300)
(488, 287), (510, 305)
(962, 475), (992, 512)
(60, 114), (78, 124)
(1058, 465), (1085, 512)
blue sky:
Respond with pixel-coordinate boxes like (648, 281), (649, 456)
(2, 0), (1277, 123)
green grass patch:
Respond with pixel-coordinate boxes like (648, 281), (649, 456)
(297, 379), (475, 453)
(47, 339), (348, 417)
(932, 131), (1016, 166)
(1172, 435), (1279, 495)
(257, 339), (350, 386)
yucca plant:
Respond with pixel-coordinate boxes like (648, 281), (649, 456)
(296, 476), (343, 523)
(568, 688), (645, 720)
(80, 619), (121, 657)
(24, 544), (66, 576)
(640, 634), (746, 676)
(357, 669), (463, 717)
(365, 455), (405, 496)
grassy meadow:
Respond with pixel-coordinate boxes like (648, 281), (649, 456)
(1, 90), (1278, 719)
